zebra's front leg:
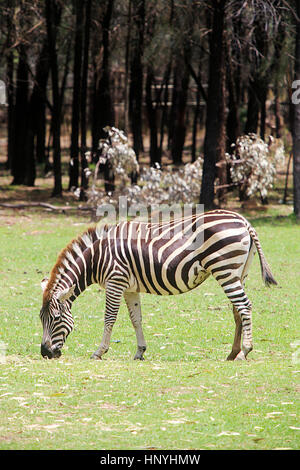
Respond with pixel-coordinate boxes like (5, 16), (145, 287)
(124, 292), (147, 360)
(91, 282), (125, 360)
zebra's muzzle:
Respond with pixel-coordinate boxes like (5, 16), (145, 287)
(41, 342), (53, 359)
(41, 342), (61, 359)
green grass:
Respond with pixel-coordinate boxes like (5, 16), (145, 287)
(0, 209), (299, 450)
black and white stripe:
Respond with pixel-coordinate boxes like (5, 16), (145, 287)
(40, 210), (277, 361)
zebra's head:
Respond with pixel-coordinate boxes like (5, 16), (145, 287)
(40, 278), (75, 359)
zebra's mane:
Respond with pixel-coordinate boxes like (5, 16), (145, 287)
(43, 226), (100, 302)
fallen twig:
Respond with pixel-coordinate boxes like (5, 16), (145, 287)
(0, 202), (93, 212)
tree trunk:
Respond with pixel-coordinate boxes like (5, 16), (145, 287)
(274, 85), (282, 138)
(92, 0), (115, 154)
(245, 17), (269, 138)
(216, 51), (227, 207)
(45, 0), (63, 197)
(129, 0), (144, 159)
(6, 51), (14, 171)
(260, 86), (267, 141)
(293, 0), (300, 220)
(244, 79), (260, 134)
(32, 39), (50, 163)
(200, 0), (226, 209)
(80, 0), (92, 199)
(168, 68), (176, 151)
(192, 65), (201, 162)
(145, 66), (159, 166)
(124, 0), (132, 135)
(158, 62), (172, 162)
(272, 22), (285, 139)
(11, 45), (28, 185)
(69, 0), (84, 190)
(36, 101), (47, 164)
(170, 58), (190, 165)
(25, 115), (36, 187)
(225, 16), (242, 152)
(226, 46), (241, 151)
(6, 0), (15, 171)
(25, 39), (51, 185)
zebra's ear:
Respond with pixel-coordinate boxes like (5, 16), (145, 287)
(56, 285), (76, 303)
(41, 278), (49, 292)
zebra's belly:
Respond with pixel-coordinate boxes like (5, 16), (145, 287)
(126, 263), (210, 296)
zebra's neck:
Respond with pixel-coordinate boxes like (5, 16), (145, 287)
(45, 228), (103, 303)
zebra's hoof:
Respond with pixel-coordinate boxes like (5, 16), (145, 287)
(226, 350), (241, 361)
(134, 346), (146, 360)
(90, 353), (102, 360)
(134, 354), (145, 361)
(234, 351), (246, 361)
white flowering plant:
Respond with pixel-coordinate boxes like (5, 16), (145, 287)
(124, 157), (203, 206)
(226, 133), (285, 199)
(79, 127), (203, 209)
(99, 126), (139, 187)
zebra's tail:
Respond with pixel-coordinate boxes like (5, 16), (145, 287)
(248, 225), (278, 287)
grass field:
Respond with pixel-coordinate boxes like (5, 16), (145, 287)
(0, 207), (299, 450)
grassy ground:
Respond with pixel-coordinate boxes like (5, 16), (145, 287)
(0, 205), (299, 450)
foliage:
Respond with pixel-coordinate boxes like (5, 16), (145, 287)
(1, 0), (297, 207)
(81, 129), (288, 209)
(125, 158), (203, 206)
(226, 134), (285, 199)
(81, 127), (203, 208)
(99, 126), (139, 187)
(84, 129), (287, 209)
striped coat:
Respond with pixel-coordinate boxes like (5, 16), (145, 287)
(40, 210), (277, 361)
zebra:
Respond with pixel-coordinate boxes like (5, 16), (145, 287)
(39, 209), (277, 361)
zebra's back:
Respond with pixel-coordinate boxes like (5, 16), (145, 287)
(108, 210), (252, 296)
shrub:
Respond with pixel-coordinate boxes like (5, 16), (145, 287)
(225, 133), (285, 200)
(81, 127), (203, 209)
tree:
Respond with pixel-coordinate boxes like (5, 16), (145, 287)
(91, 0), (115, 154)
(0, 0), (295, 205)
(11, 43), (29, 185)
(129, 0), (145, 159)
(69, 0), (84, 190)
(244, 14), (269, 139)
(45, 0), (63, 197)
(200, 0), (227, 209)
(168, 0), (194, 165)
(69, 0), (84, 189)
(80, 0), (92, 199)
(170, 54), (190, 165)
(5, 1), (51, 187)
(25, 38), (50, 185)
(5, 0), (15, 172)
(293, 0), (300, 220)
(145, 64), (159, 165)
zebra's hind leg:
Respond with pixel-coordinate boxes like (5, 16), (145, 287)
(124, 292), (147, 360)
(234, 300), (253, 360)
(229, 288), (253, 360)
(216, 277), (253, 360)
(226, 306), (242, 361)
(91, 281), (125, 360)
